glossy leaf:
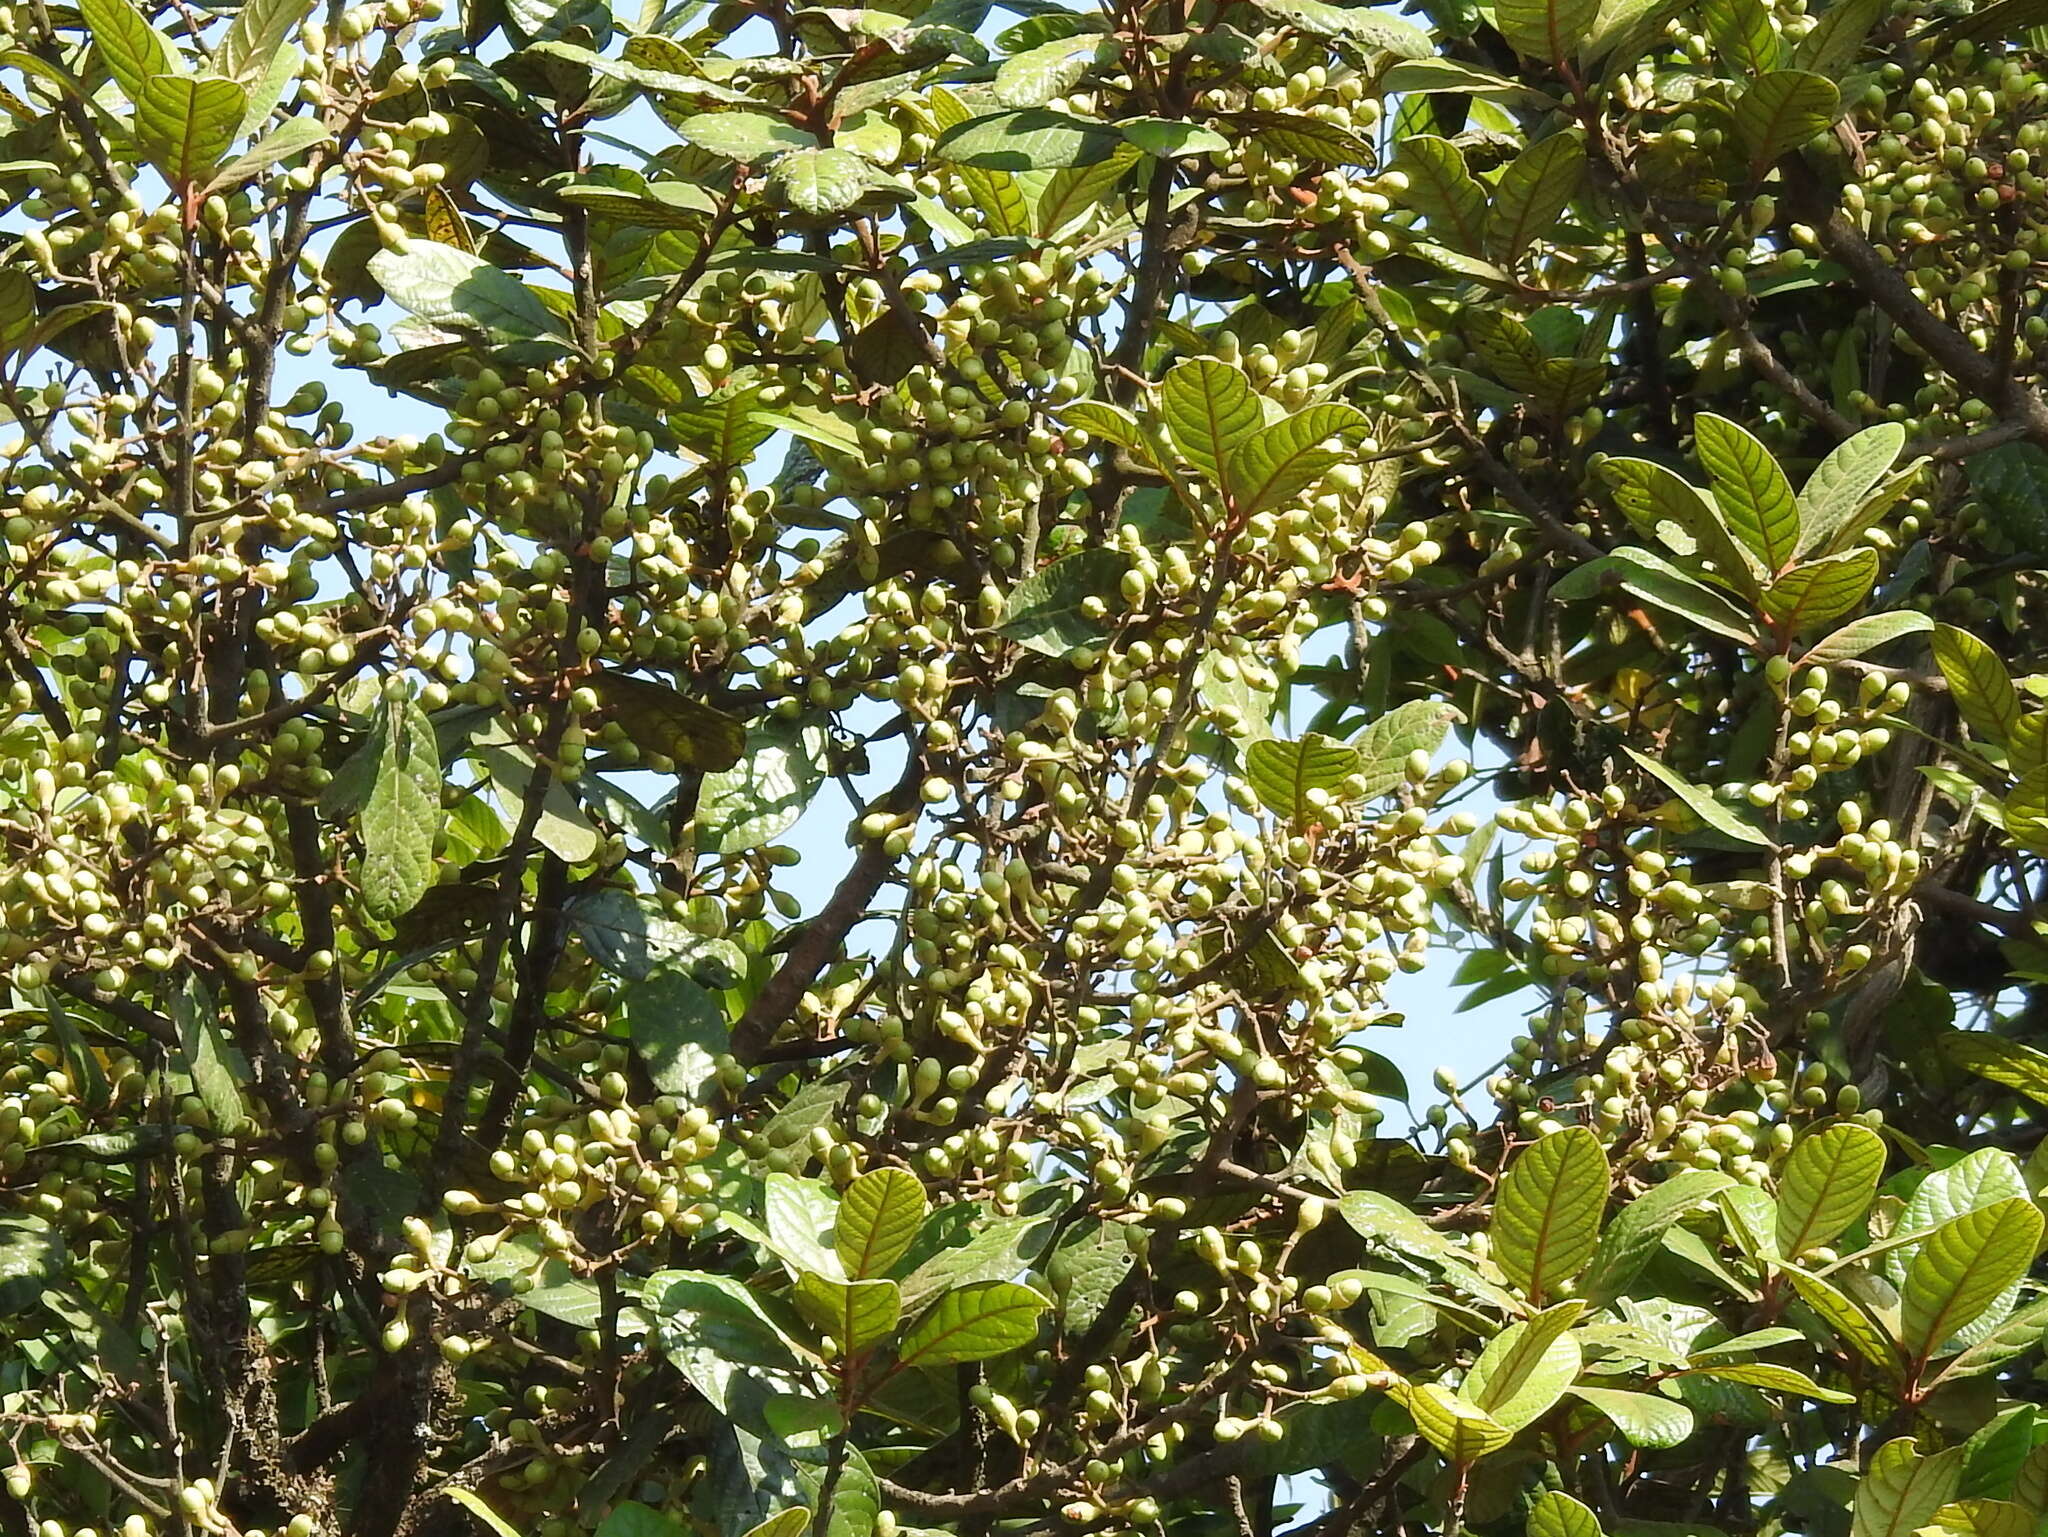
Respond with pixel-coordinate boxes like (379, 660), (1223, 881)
(1798, 421), (1908, 552)
(792, 1273), (900, 1351)
(1493, 1126), (1608, 1303)
(1775, 1121), (1885, 1260)
(1933, 625), (2023, 745)
(1489, 131), (1586, 266)
(362, 699), (441, 921)
(1624, 747), (1773, 847)
(368, 240), (559, 341)
(1581, 1169), (1734, 1306)
(836, 1169), (927, 1280)
(1900, 1198), (2043, 1359)
(1496, 0), (1602, 61)
(1160, 357), (1263, 482)
(136, 75), (247, 186)
(1733, 69), (1841, 170)
(1854, 1439), (1966, 1537)
(998, 548), (1131, 656)
(1694, 412), (1803, 572)
(1392, 136), (1490, 254)
(1464, 1300), (1585, 1428)
(895, 1280), (1047, 1366)
(932, 109), (1122, 170)
(1245, 733), (1367, 827)
(1567, 1386), (1695, 1448)
(1401, 1382), (1514, 1462)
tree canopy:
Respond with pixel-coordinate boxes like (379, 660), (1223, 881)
(3, 0), (2048, 1532)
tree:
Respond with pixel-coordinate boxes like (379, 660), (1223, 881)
(5, 0), (2048, 1528)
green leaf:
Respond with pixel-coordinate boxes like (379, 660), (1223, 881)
(362, 698), (441, 921)
(932, 109), (1121, 170)
(794, 1445), (877, 1537)
(1901, 1198), (2044, 1359)
(1354, 700), (1461, 796)
(1035, 143), (1141, 236)
(623, 970), (726, 1101)
(1556, 547), (1760, 643)
(897, 1214), (1048, 1313)
(770, 148), (875, 215)
(0, 269), (34, 356)
(1492, 1125), (1608, 1304)
(1965, 441), (2048, 550)
(1530, 1492), (1604, 1537)
(1962, 1406), (2037, 1501)
(1676, 1361), (1853, 1402)
(589, 672), (746, 771)
(1784, 1264), (1899, 1370)
(676, 111), (814, 161)
(993, 33), (1107, 107)
(1580, 1169), (1734, 1306)
(218, 0), (313, 84)
(1944, 1032), (2048, 1107)
(764, 1174), (844, 1279)
(1623, 747), (1774, 848)
(998, 548), (1131, 656)
(1400, 1383), (1513, 1462)
(79, 0), (178, 103)
(1160, 357), (1263, 482)
(1245, 733), (1368, 828)
(1489, 131), (1586, 266)
(792, 1272), (900, 1350)
(1933, 625), (2022, 745)
(1793, 0), (1885, 74)
(1732, 69), (1841, 172)
(1567, 1385), (1694, 1448)
(696, 721), (824, 855)
(895, 1280), (1047, 1366)
(1702, 0), (1782, 73)
(1931, 1295), (2048, 1383)
(1223, 402), (1368, 514)
(1596, 455), (1764, 595)
(136, 74), (248, 186)
(1759, 547), (1879, 633)
(1798, 421), (1907, 552)
(1046, 1220), (1135, 1333)
(1247, 0), (1433, 49)
(1464, 1300), (1585, 1429)
(1382, 57), (1540, 98)
(1392, 136), (1490, 255)
(1774, 1121), (1885, 1259)
(1496, 0), (1601, 59)
(1853, 1439), (1965, 1537)
(739, 1514), (811, 1537)
(476, 737), (601, 864)
(0, 1214), (62, 1315)
(1885, 1147), (2029, 1289)
(367, 240), (559, 341)
(2007, 766), (2048, 853)
(205, 114), (329, 192)
(1799, 611), (1933, 665)
(1119, 117), (1230, 157)
(1581, 0), (1691, 70)
(448, 1489), (524, 1537)
(836, 1168), (927, 1280)
(1921, 1501), (2037, 1537)
(1694, 412), (1803, 572)
(596, 1504), (686, 1537)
